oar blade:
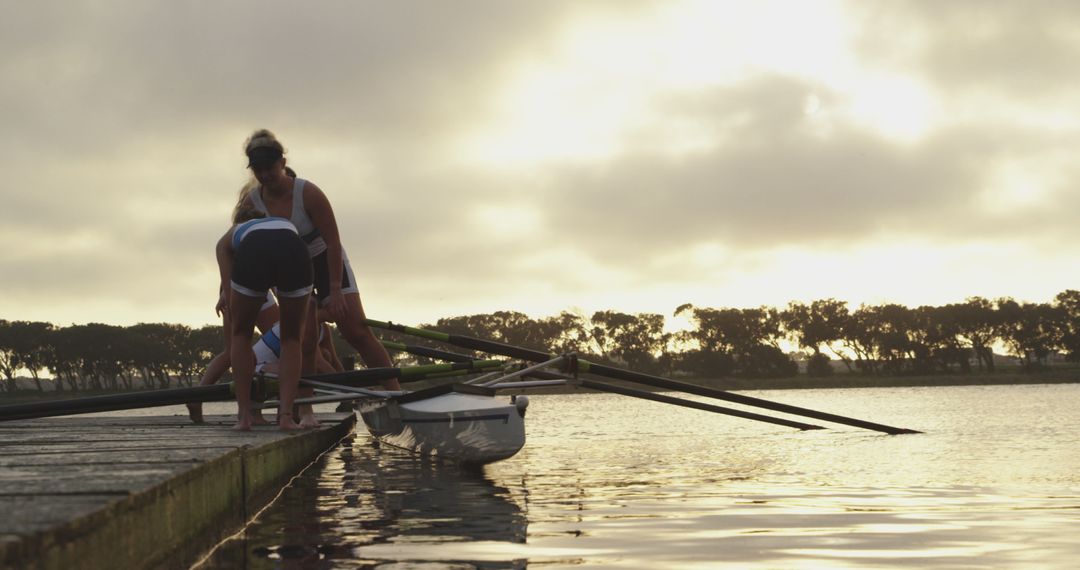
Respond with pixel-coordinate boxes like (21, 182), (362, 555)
(586, 362), (922, 435)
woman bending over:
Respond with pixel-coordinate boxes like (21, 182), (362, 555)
(215, 208), (315, 431)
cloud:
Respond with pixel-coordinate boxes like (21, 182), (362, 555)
(471, 75), (1073, 256)
(0, 1), (664, 324)
(847, 1), (1080, 103)
(0, 1), (592, 154)
(338, 64), (1080, 314)
(4, 1), (1080, 326)
(271, 2), (1080, 312)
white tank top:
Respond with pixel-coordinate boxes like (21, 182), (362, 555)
(248, 177), (328, 257)
(231, 217), (297, 250)
(252, 323), (282, 366)
(252, 322), (327, 368)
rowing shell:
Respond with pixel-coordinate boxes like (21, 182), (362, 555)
(357, 384), (528, 466)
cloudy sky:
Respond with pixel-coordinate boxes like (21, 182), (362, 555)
(3, 0), (1080, 328)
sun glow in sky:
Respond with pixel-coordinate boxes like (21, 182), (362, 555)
(4, 1), (1080, 328)
(463, 0), (860, 165)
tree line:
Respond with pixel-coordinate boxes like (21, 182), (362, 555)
(3, 291), (1080, 394)
(424, 292), (1080, 379)
(0, 322), (222, 394)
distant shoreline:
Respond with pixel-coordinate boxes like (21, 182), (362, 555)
(495, 374), (1080, 395)
(704, 372), (1080, 392)
(4, 370), (1077, 404)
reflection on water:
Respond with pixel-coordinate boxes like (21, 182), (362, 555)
(201, 436), (528, 569)
(198, 384), (1080, 569)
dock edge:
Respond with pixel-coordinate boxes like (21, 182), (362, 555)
(2, 414), (356, 570)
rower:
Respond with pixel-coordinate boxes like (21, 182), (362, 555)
(252, 320), (344, 427)
(187, 291), (279, 424)
(237, 129), (400, 391)
(215, 207), (316, 431)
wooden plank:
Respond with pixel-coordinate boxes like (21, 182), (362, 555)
(0, 413), (355, 570)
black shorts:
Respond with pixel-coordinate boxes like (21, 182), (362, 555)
(311, 249), (359, 304)
(231, 229), (314, 299)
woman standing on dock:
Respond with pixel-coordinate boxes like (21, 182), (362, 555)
(237, 130), (400, 391)
(215, 204), (314, 431)
(191, 166), (311, 425)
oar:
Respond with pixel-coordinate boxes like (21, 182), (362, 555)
(380, 340), (476, 363)
(0, 360), (507, 422)
(299, 358), (507, 386)
(259, 392), (366, 408)
(259, 389), (402, 408)
(0, 384), (236, 422)
(579, 379), (823, 430)
(383, 340), (567, 380)
(366, 319), (921, 435)
(385, 334), (823, 430)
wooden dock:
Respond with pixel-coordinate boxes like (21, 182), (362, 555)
(0, 413), (356, 570)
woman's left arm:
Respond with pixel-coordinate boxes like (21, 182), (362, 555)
(215, 228), (235, 317)
(304, 181), (347, 321)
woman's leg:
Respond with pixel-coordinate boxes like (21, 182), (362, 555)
(199, 351), (231, 387)
(333, 292), (401, 390)
(297, 297), (321, 428)
(276, 294), (308, 430)
(229, 292), (263, 431)
(244, 306), (276, 424)
(256, 303), (281, 335)
(187, 350), (225, 423)
(188, 312), (232, 423)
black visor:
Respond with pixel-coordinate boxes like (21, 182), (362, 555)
(247, 146), (283, 168)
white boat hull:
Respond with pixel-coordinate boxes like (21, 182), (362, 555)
(359, 385), (526, 465)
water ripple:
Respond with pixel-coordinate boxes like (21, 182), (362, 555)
(199, 384), (1080, 569)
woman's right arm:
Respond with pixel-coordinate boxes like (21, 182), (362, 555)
(319, 324), (345, 372)
(215, 228), (235, 316)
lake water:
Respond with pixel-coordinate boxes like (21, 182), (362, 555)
(193, 384), (1080, 569)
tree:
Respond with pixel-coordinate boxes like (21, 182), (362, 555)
(127, 323), (181, 388)
(1053, 290), (1080, 361)
(918, 305), (972, 373)
(47, 324), (124, 391)
(588, 311), (667, 372)
(782, 299), (850, 376)
(5, 321), (55, 392)
(675, 304), (796, 378)
(174, 324), (218, 387)
(0, 320), (18, 392)
(995, 298), (1062, 369)
(875, 304), (921, 373)
(953, 297), (1000, 372)
(839, 305), (880, 374)
(44, 326), (79, 391)
(540, 311), (590, 355)
(187, 324), (225, 382)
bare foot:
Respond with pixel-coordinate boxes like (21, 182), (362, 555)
(299, 413), (321, 429)
(233, 419), (252, 431)
(278, 416), (302, 431)
(186, 403), (204, 424)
